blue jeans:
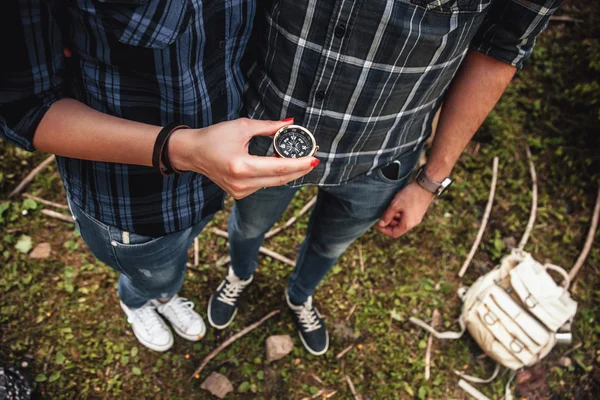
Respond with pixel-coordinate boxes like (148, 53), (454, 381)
(69, 201), (212, 309)
(228, 147), (422, 305)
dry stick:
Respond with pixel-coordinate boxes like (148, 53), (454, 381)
(344, 375), (361, 400)
(324, 391), (338, 398)
(336, 344), (355, 360)
(190, 310), (280, 379)
(358, 244), (365, 274)
(345, 303), (358, 322)
(22, 193), (69, 210)
(193, 237), (199, 267)
(425, 309), (441, 381)
(9, 155), (56, 198)
(211, 228), (296, 267)
(458, 157), (499, 278)
(41, 209), (74, 224)
(264, 195), (317, 239)
(550, 15), (582, 23)
(569, 186), (600, 280)
(518, 146), (538, 250)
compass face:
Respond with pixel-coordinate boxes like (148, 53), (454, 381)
(274, 126), (315, 158)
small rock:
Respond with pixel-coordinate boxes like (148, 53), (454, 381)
(502, 236), (517, 250)
(558, 357), (572, 367)
(266, 335), (294, 362)
(200, 372), (233, 399)
(29, 242), (51, 259)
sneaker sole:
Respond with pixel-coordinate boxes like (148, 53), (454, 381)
(207, 294), (237, 330)
(120, 302), (174, 352)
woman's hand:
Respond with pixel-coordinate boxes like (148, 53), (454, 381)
(170, 118), (319, 199)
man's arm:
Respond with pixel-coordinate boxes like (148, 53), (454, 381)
(377, 50), (515, 238)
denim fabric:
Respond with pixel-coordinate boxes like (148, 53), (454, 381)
(228, 146), (422, 304)
(68, 200), (212, 309)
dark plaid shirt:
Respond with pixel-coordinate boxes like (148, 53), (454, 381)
(1, 0), (255, 235)
(245, 0), (561, 186)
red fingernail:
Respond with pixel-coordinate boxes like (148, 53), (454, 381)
(310, 159), (320, 168)
(281, 117), (294, 124)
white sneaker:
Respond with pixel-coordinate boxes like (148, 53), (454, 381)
(120, 301), (174, 352)
(152, 295), (206, 341)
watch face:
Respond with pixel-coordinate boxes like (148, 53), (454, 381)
(274, 125), (315, 158)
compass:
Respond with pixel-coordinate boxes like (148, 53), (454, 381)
(272, 124), (319, 159)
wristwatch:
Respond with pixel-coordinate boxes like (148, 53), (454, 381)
(273, 124), (319, 158)
(414, 166), (452, 197)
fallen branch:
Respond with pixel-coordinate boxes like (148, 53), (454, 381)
(264, 195), (317, 239)
(9, 155), (56, 198)
(344, 375), (361, 400)
(193, 237), (199, 267)
(358, 244), (365, 274)
(22, 193), (69, 210)
(190, 310), (280, 379)
(41, 209), (74, 224)
(458, 379), (491, 400)
(569, 186), (600, 280)
(425, 309), (441, 381)
(518, 146), (538, 250)
(211, 228), (296, 267)
(458, 157), (499, 278)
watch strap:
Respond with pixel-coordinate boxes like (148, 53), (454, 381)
(415, 166), (443, 194)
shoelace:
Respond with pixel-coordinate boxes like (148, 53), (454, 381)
(296, 301), (321, 333)
(133, 305), (163, 334)
(217, 278), (247, 306)
(162, 297), (196, 325)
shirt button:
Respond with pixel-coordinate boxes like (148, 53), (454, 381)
(334, 24), (346, 38)
(315, 90), (326, 101)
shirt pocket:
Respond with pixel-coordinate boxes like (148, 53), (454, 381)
(91, 0), (192, 48)
(396, 0), (491, 14)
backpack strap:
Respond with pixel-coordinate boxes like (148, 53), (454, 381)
(454, 363), (501, 384)
(409, 315), (466, 340)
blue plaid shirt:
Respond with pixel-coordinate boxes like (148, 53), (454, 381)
(245, 0), (561, 186)
(1, 0), (255, 235)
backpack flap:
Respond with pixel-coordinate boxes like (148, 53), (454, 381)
(510, 258), (577, 332)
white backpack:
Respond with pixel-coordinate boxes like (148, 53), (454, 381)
(410, 249), (578, 393)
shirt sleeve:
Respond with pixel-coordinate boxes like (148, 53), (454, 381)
(470, 0), (563, 69)
(0, 0), (65, 152)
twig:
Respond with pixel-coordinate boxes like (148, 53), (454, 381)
(358, 244), (365, 274)
(43, 345), (55, 373)
(550, 15), (582, 23)
(458, 157), (499, 278)
(519, 146), (538, 250)
(336, 344), (355, 360)
(22, 193), (69, 210)
(345, 303), (358, 322)
(569, 186), (600, 280)
(41, 209), (74, 224)
(561, 342), (583, 358)
(324, 391), (338, 398)
(310, 374), (324, 385)
(425, 309), (441, 381)
(9, 155), (56, 198)
(264, 195), (317, 239)
(190, 310), (280, 379)
(458, 379), (491, 400)
(211, 228), (296, 267)
(344, 375), (361, 400)
(193, 237), (199, 267)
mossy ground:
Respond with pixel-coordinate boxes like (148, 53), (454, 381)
(1, 4), (599, 399)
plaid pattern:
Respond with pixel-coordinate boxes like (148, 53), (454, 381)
(1, 0), (255, 235)
(245, 0), (561, 186)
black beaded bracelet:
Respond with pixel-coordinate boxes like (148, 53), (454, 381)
(152, 122), (189, 176)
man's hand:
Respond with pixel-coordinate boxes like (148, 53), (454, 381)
(376, 182), (435, 238)
(170, 118), (319, 199)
